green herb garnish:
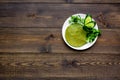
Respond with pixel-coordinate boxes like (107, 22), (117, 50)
(69, 14), (101, 42)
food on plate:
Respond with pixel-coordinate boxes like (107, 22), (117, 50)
(65, 14), (101, 47)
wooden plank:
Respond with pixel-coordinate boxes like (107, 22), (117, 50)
(0, 0), (119, 3)
(73, 0), (120, 3)
(0, 28), (119, 54)
(0, 53), (120, 78)
(0, 0), (65, 3)
(0, 4), (119, 28)
(0, 77), (120, 80)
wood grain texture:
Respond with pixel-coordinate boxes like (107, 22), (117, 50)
(0, 77), (120, 80)
(73, 0), (120, 3)
(0, 54), (120, 78)
(0, 1), (120, 80)
(0, 4), (119, 28)
(0, 0), (119, 3)
(0, 28), (119, 54)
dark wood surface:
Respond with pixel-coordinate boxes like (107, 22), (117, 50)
(0, 0), (120, 80)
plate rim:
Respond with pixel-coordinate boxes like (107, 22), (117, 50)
(62, 13), (98, 50)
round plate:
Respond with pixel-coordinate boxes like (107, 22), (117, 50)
(62, 13), (98, 50)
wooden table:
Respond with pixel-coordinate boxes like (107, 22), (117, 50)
(0, 0), (120, 80)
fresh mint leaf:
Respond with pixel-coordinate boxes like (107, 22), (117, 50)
(69, 15), (84, 26)
(83, 26), (101, 42)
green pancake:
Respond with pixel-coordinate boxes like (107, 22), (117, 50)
(65, 24), (87, 47)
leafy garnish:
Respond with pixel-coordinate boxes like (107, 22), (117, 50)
(69, 14), (101, 42)
(83, 26), (101, 42)
(69, 15), (84, 26)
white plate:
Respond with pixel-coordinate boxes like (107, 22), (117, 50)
(62, 13), (98, 50)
